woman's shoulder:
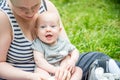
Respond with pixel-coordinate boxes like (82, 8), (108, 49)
(0, 11), (12, 49)
(0, 10), (10, 29)
(0, 10), (11, 36)
(44, 0), (58, 12)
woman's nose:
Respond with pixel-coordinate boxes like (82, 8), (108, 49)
(25, 9), (35, 16)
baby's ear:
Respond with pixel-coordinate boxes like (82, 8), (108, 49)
(59, 27), (62, 32)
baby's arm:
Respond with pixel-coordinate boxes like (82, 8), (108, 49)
(33, 50), (57, 74)
(60, 49), (80, 73)
(55, 50), (78, 80)
(69, 48), (80, 65)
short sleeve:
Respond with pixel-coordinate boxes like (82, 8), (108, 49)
(67, 41), (76, 52)
(59, 38), (76, 53)
(31, 38), (44, 53)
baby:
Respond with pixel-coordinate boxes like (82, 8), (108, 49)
(32, 11), (82, 80)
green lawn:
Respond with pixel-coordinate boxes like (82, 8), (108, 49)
(0, 0), (119, 60)
(51, 0), (120, 60)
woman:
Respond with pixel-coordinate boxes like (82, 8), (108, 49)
(0, 0), (69, 80)
(0, 0), (120, 80)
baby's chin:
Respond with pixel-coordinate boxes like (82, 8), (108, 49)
(45, 41), (57, 46)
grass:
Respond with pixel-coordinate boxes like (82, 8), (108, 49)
(51, 0), (120, 60)
(0, 0), (119, 60)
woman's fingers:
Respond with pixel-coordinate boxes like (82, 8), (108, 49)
(66, 71), (71, 80)
(55, 67), (64, 80)
(62, 70), (71, 80)
(55, 66), (71, 80)
(55, 67), (60, 80)
(58, 67), (64, 80)
(61, 70), (68, 80)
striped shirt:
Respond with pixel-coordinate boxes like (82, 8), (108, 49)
(0, 0), (47, 72)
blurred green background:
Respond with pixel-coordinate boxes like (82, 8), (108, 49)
(0, 0), (120, 60)
(50, 0), (120, 60)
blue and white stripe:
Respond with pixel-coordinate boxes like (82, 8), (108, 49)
(0, 0), (46, 72)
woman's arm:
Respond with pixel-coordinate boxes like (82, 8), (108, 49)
(0, 62), (41, 80)
(0, 11), (40, 80)
(45, 0), (69, 41)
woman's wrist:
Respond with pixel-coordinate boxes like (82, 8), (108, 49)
(25, 72), (34, 80)
(68, 59), (75, 66)
(25, 72), (39, 80)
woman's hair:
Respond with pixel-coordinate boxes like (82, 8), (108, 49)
(10, 0), (15, 4)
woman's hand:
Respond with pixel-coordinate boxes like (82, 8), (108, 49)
(55, 66), (71, 80)
(65, 60), (76, 74)
(31, 73), (51, 80)
(31, 72), (54, 80)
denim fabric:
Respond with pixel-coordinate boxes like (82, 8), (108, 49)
(76, 52), (110, 80)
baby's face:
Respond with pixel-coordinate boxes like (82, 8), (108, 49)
(37, 13), (61, 46)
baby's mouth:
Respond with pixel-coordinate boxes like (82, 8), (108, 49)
(45, 34), (53, 39)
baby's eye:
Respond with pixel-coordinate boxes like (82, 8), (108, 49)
(51, 25), (56, 28)
(40, 26), (46, 29)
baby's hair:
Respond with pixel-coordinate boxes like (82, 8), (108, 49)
(37, 11), (60, 28)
